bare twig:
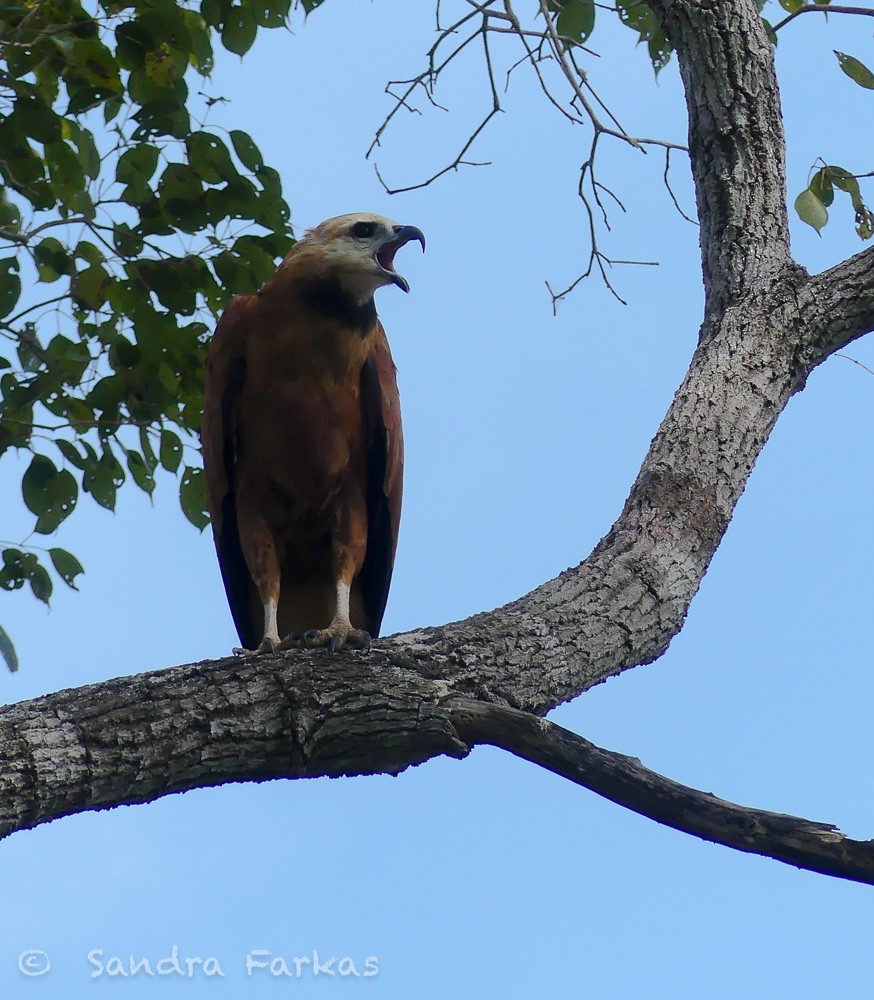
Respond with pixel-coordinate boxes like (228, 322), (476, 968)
(368, 0), (689, 300)
(772, 3), (874, 33)
(836, 351), (874, 377)
(663, 145), (697, 225)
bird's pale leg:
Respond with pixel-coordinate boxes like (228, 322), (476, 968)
(293, 574), (371, 653)
(233, 597), (281, 655)
(281, 503), (371, 652)
(234, 515), (283, 655)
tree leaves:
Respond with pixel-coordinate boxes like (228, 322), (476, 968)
(795, 187), (828, 235)
(180, 465), (209, 529)
(835, 51), (874, 91)
(1, 548), (52, 605)
(0, 258), (21, 317)
(796, 164), (874, 240)
(0, 624), (18, 673)
(22, 455), (78, 534)
(49, 548), (85, 590)
(551, 0), (595, 45)
(0, 0), (297, 665)
(616, 0), (673, 74)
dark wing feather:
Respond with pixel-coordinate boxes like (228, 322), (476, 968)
(202, 295), (258, 649)
(358, 319), (404, 638)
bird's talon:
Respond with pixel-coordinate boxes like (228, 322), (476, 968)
(232, 636), (277, 656)
(292, 625), (372, 652)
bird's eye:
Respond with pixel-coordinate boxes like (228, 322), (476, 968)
(351, 221), (377, 240)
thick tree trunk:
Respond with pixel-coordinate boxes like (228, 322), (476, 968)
(2, 0), (874, 881)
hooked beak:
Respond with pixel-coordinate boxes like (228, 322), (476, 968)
(375, 225), (426, 293)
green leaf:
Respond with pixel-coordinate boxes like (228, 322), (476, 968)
(0, 549), (29, 591)
(809, 168), (834, 207)
(116, 142), (161, 186)
(29, 563), (53, 605)
(16, 326), (42, 372)
(66, 37), (123, 95)
(157, 163), (205, 231)
(22, 454), (78, 533)
(230, 129), (263, 171)
(616, 1), (672, 75)
(835, 51), (874, 90)
(126, 448), (156, 495)
(144, 44), (188, 88)
(0, 624), (19, 673)
(221, 7), (257, 55)
(250, 0), (291, 28)
(139, 426), (158, 473)
(795, 186), (829, 234)
(160, 429), (183, 472)
(182, 8), (214, 72)
(855, 205), (874, 241)
(0, 188), (21, 230)
(46, 334), (91, 384)
(22, 454), (56, 515)
(0, 257), (21, 317)
(112, 222), (144, 258)
(62, 119), (101, 180)
(34, 237), (73, 282)
(49, 547), (84, 589)
(132, 99), (191, 141)
(180, 464), (209, 529)
(71, 263), (111, 310)
(56, 439), (88, 469)
(186, 131), (238, 183)
(556, 0), (595, 44)
(15, 93), (61, 144)
(827, 164), (863, 208)
(75, 240), (105, 266)
(82, 448), (125, 510)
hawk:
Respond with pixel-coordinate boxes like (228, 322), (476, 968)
(202, 212), (424, 653)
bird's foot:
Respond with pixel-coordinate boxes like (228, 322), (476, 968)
(280, 624), (372, 654)
(232, 636), (279, 656)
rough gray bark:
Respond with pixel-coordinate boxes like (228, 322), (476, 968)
(3, 0), (874, 881)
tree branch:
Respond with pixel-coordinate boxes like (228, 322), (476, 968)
(2, 0), (872, 890)
(800, 243), (874, 361)
(649, 0), (793, 310)
(5, 657), (873, 885)
(450, 699), (874, 886)
(772, 3), (874, 34)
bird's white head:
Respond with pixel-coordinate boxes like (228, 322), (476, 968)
(295, 213), (426, 304)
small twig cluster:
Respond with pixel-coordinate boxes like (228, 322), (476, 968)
(367, 0), (689, 305)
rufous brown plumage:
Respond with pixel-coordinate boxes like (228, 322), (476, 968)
(202, 212), (424, 653)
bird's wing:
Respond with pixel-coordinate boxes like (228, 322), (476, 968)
(358, 319), (404, 638)
(202, 295), (259, 649)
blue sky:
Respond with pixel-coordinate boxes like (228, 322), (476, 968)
(2, 1), (874, 996)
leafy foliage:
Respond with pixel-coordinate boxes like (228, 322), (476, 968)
(796, 163), (874, 241)
(615, 0), (673, 75)
(0, 0), (299, 666)
(835, 50), (874, 91)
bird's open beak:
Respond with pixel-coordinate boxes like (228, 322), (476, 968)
(376, 225), (426, 293)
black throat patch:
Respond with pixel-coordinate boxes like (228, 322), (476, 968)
(301, 276), (377, 336)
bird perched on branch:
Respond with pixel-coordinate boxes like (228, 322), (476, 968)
(202, 212), (425, 654)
